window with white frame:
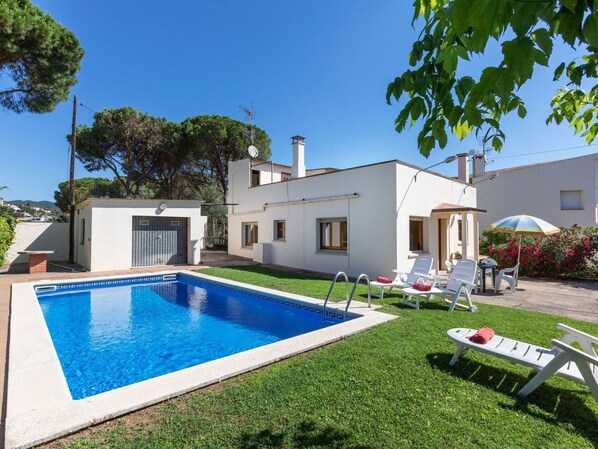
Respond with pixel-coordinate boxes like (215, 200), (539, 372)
(274, 220), (286, 240)
(318, 218), (347, 251)
(243, 222), (258, 247)
(560, 190), (583, 210)
(409, 218), (424, 251)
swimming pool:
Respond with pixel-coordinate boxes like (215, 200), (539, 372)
(7, 271), (395, 449)
(36, 274), (344, 399)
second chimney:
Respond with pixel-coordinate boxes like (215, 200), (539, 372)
(472, 153), (485, 178)
(457, 153), (469, 183)
(291, 135), (306, 179)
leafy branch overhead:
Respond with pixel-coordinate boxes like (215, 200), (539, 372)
(387, 0), (598, 157)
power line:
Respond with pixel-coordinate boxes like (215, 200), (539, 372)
(69, 97), (194, 167)
(78, 102), (96, 114)
(493, 143), (598, 159)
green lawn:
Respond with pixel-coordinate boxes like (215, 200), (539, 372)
(61, 265), (598, 449)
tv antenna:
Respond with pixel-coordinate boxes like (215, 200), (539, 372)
(240, 102), (259, 158)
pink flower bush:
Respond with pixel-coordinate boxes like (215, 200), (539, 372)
(486, 225), (598, 279)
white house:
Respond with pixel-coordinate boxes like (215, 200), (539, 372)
(227, 136), (484, 277)
(74, 198), (207, 272)
(474, 153), (598, 231)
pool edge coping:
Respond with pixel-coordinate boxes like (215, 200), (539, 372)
(6, 270), (397, 449)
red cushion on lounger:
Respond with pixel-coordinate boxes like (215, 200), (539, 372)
(467, 327), (495, 344)
(412, 282), (431, 291)
(376, 276), (394, 284)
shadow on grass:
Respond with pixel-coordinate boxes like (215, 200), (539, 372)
(380, 299), (470, 312)
(237, 419), (372, 449)
(211, 264), (331, 280)
(427, 352), (598, 446)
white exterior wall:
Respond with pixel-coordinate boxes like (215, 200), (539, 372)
(7, 223), (69, 264)
(476, 153), (598, 230)
(228, 159), (478, 277)
(229, 161), (398, 277)
(394, 163), (478, 271)
(75, 199), (207, 272)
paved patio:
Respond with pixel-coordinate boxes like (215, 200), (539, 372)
(0, 256), (595, 444)
(472, 277), (598, 323)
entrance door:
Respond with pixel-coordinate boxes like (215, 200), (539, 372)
(132, 216), (188, 267)
(438, 218), (448, 270)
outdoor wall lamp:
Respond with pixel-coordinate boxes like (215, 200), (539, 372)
(463, 173), (498, 193)
(413, 155), (458, 181)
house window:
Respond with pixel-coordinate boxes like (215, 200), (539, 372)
(319, 218), (347, 251)
(274, 220), (286, 240)
(560, 190), (583, 210)
(79, 218), (85, 245)
(281, 172), (291, 181)
(409, 218), (424, 251)
(251, 170), (260, 187)
(243, 222), (258, 247)
(458, 219), (463, 242)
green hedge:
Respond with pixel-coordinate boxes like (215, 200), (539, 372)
(0, 213), (17, 266)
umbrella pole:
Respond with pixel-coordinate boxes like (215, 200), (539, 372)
(517, 235), (521, 287)
(517, 235), (521, 266)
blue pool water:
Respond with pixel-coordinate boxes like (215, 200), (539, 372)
(37, 275), (343, 399)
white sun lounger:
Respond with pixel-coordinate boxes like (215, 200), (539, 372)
(370, 256), (433, 299)
(401, 259), (478, 312)
(447, 325), (598, 402)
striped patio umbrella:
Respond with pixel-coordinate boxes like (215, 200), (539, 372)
(489, 214), (560, 266)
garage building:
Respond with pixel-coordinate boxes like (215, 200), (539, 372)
(74, 199), (207, 271)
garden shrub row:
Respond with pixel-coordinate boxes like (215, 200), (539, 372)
(0, 213), (16, 267)
(481, 225), (598, 280)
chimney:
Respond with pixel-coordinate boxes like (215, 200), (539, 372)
(457, 153), (469, 183)
(291, 135), (306, 179)
(472, 153), (486, 178)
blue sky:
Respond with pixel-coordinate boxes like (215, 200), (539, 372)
(1, 1), (596, 201)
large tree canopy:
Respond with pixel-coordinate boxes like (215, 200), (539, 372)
(73, 110), (271, 201)
(182, 115), (271, 197)
(75, 107), (172, 197)
(54, 177), (124, 213)
(0, 0), (83, 113)
(387, 0), (598, 157)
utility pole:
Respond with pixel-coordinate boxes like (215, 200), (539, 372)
(68, 95), (77, 263)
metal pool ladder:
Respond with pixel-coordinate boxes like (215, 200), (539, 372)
(322, 272), (371, 321)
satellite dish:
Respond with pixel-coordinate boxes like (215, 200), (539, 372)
(248, 145), (259, 158)
(468, 149), (476, 156)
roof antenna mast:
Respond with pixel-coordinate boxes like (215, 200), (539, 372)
(240, 102), (259, 158)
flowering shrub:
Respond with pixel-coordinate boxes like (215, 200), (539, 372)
(486, 225), (597, 280)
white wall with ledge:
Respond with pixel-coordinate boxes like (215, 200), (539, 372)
(7, 223), (69, 264)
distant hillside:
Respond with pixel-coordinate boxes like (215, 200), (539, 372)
(5, 200), (58, 211)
